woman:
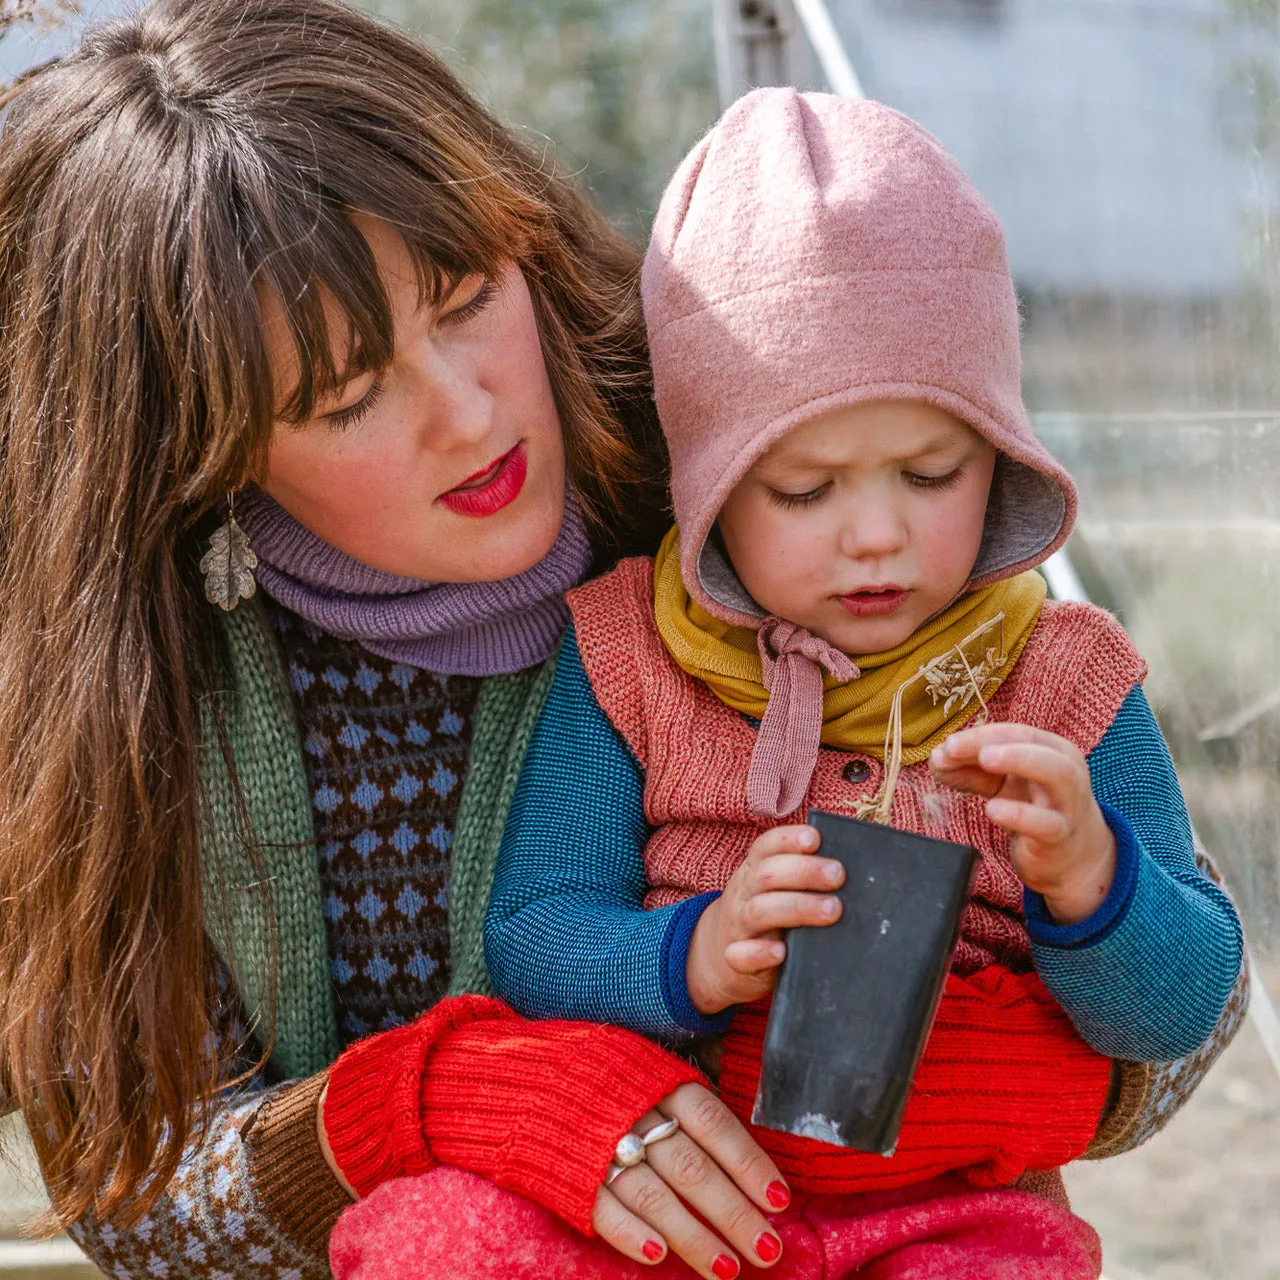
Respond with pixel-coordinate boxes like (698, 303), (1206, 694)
(0, 2), (1248, 1278)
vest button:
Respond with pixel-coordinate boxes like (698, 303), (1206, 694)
(842, 758), (871, 785)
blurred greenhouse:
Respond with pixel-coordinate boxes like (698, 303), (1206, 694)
(2, 0), (1280, 1276)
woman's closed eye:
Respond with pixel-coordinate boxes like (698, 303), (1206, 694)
(316, 276), (497, 433)
(323, 374), (386, 433)
(767, 481), (831, 510)
(439, 274), (499, 326)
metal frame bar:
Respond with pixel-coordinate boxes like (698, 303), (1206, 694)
(791, 0), (865, 98)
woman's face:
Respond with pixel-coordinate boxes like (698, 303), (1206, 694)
(259, 216), (566, 582)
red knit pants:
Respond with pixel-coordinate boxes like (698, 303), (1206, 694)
(329, 1166), (1102, 1280)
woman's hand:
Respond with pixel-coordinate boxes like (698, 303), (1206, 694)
(686, 824), (845, 1015)
(591, 1082), (790, 1277)
(929, 722), (1116, 924)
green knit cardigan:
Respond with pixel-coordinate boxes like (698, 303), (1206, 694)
(199, 597), (554, 1082)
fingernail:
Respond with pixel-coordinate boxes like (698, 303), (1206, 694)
(821, 896), (840, 917)
(822, 861), (843, 884)
(712, 1256), (740, 1280)
(756, 1232), (783, 1263)
(766, 1180), (791, 1208)
(800, 827), (818, 849)
(642, 1240), (664, 1262)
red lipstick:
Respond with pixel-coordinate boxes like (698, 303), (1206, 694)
(837, 587), (909, 617)
(439, 443), (527, 518)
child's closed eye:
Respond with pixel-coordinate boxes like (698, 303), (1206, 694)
(905, 465), (965, 491)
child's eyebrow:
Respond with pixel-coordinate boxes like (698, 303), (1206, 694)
(758, 431), (975, 474)
(897, 433), (976, 461)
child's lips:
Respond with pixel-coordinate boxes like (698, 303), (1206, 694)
(837, 587), (909, 617)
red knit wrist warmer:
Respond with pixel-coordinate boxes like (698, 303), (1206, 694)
(324, 996), (705, 1235)
(323, 995), (517, 1197)
(717, 965), (1112, 1196)
(421, 1018), (704, 1234)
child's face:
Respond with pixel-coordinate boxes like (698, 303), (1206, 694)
(717, 401), (997, 655)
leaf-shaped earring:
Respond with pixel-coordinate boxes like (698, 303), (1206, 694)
(200, 494), (258, 611)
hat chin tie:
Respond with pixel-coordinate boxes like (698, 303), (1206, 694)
(747, 618), (860, 819)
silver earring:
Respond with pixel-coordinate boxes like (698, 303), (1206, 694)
(200, 492), (258, 611)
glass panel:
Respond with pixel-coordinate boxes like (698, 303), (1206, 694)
(815, 2), (1280, 1273)
(1038, 412), (1280, 1000)
(822, 0), (1280, 1015)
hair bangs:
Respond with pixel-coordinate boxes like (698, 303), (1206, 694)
(241, 162), (523, 429)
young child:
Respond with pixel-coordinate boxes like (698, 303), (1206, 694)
(481, 90), (1244, 1278)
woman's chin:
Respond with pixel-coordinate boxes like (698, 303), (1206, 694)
(425, 488), (567, 583)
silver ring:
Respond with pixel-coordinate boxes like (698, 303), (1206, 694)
(639, 1117), (681, 1148)
(604, 1118), (682, 1186)
(614, 1132), (646, 1168)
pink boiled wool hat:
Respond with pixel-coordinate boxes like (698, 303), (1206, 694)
(642, 88), (1078, 629)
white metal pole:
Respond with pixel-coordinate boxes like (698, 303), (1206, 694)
(790, 0), (865, 99)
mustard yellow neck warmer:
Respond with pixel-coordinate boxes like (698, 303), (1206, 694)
(652, 527), (1046, 817)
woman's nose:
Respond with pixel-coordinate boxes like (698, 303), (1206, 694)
(405, 343), (496, 450)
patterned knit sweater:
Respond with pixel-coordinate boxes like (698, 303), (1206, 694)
(67, 606), (480, 1277)
(61, 596), (1249, 1278)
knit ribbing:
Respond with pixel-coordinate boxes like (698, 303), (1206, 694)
(236, 485), (591, 675)
(323, 996), (513, 1196)
(323, 994), (705, 1235)
(420, 1017), (704, 1234)
(569, 558), (1148, 973)
(200, 595), (340, 1079)
(243, 1071), (353, 1257)
(448, 662), (560, 997)
(197, 591), (560, 1081)
(561, 555), (1154, 1194)
(717, 970), (1111, 1193)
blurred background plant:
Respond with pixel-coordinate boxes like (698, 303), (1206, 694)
(366, 0), (718, 237)
(0, 0), (77, 37)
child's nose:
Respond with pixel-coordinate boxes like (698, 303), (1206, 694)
(838, 497), (908, 560)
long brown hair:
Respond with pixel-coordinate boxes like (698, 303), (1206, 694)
(0, 0), (666, 1229)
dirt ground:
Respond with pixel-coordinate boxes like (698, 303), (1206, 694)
(2, 1017), (1277, 1279)
(1067, 1015), (1280, 1280)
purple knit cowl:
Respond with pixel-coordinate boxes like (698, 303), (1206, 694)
(235, 485), (592, 676)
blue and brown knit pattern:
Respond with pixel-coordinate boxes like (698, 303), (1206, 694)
(267, 602), (480, 1045)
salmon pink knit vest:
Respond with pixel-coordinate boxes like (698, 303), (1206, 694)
(568, 558), (1144, 1196)
(569, 558), (1146, 977)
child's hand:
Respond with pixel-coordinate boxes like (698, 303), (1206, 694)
(687, 824), (844, 1016)
(929, 723), (1116, 925)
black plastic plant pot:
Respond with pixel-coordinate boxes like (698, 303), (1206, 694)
(751, 808), (979, 1156)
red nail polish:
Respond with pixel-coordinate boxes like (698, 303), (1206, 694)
(712, 1256), (739, 1280)
(766, 1180), (791, 1209)
(642, 1240), (664, 1262)
(756, 1232), (783, 1263)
